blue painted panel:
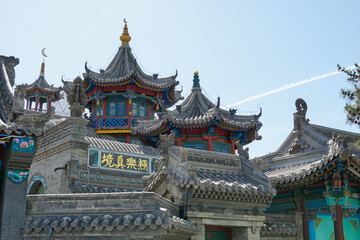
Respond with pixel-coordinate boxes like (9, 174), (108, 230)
(343, 217), (360, 240)
(314, 215), (334, 240)
(309, 220), (315, 240)
(306, 199), (328, 209)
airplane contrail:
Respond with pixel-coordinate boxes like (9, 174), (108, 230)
(225, 65), (357, 109)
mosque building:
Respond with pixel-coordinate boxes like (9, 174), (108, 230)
(0, 20), (359, 240)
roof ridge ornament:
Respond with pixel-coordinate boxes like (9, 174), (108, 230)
(40, 48), (48, 76)
(293, 98), (309, 131)
(192, 71), (200, 88)
(120, 18), (131, 46)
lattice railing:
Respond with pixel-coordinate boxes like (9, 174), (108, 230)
(100, 118), (129, 128)
(131, 118), (138, 127)
(92, 117), (146, 129)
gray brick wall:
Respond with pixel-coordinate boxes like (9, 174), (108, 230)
(0, 177), (27, 240)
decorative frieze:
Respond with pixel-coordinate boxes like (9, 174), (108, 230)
(7, 169), (29, 183)
(260, 222), (297, 236)
(12, 137), (35, 152)
(79, 172), (142, 184)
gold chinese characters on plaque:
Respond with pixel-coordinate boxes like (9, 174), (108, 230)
(100, 151), (151, 174)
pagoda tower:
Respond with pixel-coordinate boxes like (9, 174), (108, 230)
(134, 72), (262, 154)
(25, 61), (61, 112)
(83, 19), (182, 144)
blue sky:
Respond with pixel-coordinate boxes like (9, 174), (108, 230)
(2, 0), (360, 157)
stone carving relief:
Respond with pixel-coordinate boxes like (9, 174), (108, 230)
(0, 55), (19, 87)
(224, 208), (233, 216)
(159, 130), (176, 157)
(66, 77), (88, 118)
(286, 137), (311, 155)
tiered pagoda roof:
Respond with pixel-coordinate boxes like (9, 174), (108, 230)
(83, 20), (181, 107)
(134, 72), (262, 145)
(26, 62), (61, 101)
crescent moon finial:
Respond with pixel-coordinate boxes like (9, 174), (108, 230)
(41, 48), (48, 58)
(124, 18), (127, 24)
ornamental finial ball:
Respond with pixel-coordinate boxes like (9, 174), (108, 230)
(120, 18), (131, 46)
(194, 71), (199, 75)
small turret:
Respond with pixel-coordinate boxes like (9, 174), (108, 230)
(25, 60), (61, 112)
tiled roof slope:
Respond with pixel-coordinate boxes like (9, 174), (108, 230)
(257, 98), (360, 184)
(85, 135), (160, 157)
(83, 22), (179, 94)
(146, 138), (275, 201)
(133, 72), (262, 140)
(84, 46), (178, 90)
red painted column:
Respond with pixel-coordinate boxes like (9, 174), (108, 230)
(207, 137), (212, 151)
(230, 139), (236, 154)
(301, 201), (310, 240)
(47, 96), (49, 112)
(334, 205), (344, 240)
(125, 135), (130, 144)
(92, 100), (95, 116)
(35, 95), (39, 111)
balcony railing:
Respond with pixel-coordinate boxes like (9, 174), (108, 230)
(92, 117), (142, 129)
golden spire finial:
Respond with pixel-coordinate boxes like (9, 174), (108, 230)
(40, 62), (45, 75)
(120, 18), (131, 46)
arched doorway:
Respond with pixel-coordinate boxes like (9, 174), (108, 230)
(27, 174), (47, 195)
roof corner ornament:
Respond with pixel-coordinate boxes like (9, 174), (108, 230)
(236, 141), (249, 161)
(256, 107), (262, 119)
(216, 97), (220, 109)
(120, 18), (131, 46)
(152, 73), (159, 79)
(236, 141), (249, 171)
(176, 105), (182, 114)
(328, 133), (348, 158)
(295, 98), (307, 116)
(252, 157), (264, 174)
(229, 108), (237, 118)
(294, 98), (309, 131)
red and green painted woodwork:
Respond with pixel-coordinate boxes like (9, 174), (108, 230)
(305, 163), (360, 240)
(26, 93), (55, 112)
(85, 76), (177, 112)
(321, 163), (360, 209)
(85, 80), (175, 142)
(145, 125), (250, 154)
(306, 203), (360, 240)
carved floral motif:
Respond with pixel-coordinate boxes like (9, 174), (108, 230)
(7, 169), (29, 183)
(11, 137), (35, 152)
